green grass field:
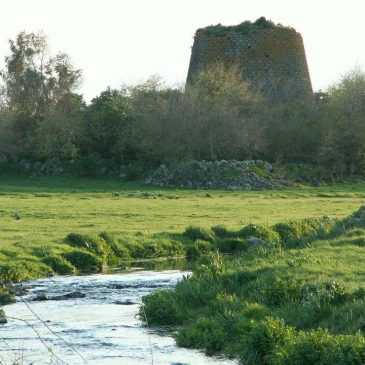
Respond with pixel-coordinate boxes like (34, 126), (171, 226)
(2, 175), (365, 363)
(0, 174), (364, 283)
(140, 204), (365, 365)
(0, 174), (365, 246)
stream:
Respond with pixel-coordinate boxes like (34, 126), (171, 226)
(0, 267), (238, 365)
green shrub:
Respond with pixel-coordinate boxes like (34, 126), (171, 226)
(184, 226), (216, 242)
(215, 237), (248, 254)
(0, 262), (50, 282)
(303, 281), (350, 308)
(0, 287), (15, 305)
(239, 224), (281, 244)
(125, 238), (184, 259)
(136, 241), (162, 258)
(62, 250), (103, 273)
(140, 290), (182, 325)
(159, 239), (185, 257)
(98, 232), (131, 259)
(31, 245), (54, 258)
(42, 255), (76, 275)
(241, 302), (270, 320)
(174, 273), (223, 308)
(66, 232), (116, 263)
(108, 240), (131, 259)
(274, 329), (365, 365)
(250, 165), (270, 177)
(254, 276), (303, 307)
(240, 317), (294, 365)
(186, 240), (214, 260)
(344, 228), (365, 237)
(74, 153), (105, 177)
(273, 216), (335, 244)
(254, 277), (350, 309)
(0, 309), (6, 319)
(175, 317), (227, 355)
(98, 231), (116, 245)
(66, 233), (107, 256)
(211, 225), (234, 238)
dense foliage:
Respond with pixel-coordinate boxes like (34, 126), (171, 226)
(197, 16), (292, 36)
(141, 208), (365, 364)
(1, 31), (365, 179)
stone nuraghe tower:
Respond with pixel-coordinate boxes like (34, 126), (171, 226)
(187, 17), (313, 101)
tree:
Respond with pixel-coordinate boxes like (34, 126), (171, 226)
(185, 63), (261, 160)
(0, 31), (83, 159)
(83, 87), (133, 160)
(325, 68), (365, 174)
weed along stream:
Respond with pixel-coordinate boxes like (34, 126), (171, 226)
(0, 268), (237, 365)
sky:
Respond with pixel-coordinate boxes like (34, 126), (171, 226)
(1, 0), (365, 101)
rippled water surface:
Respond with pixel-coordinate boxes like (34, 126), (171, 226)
(0, 270), (237, 365)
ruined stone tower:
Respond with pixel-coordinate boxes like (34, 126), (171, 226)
(187, 17), (313, 101)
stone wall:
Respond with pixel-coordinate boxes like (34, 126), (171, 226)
(187, 23), (313, 101)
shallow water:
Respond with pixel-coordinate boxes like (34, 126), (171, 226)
(0, 269), (237, 365)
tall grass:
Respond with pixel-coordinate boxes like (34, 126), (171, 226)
(140, 207), (365, 364)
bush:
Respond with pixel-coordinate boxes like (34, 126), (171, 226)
(186, 240), (214, 260)
(184, 226), (216, 242)
(98, 232), (131, 259)
(0, 262), (50, 282)
(211, 225), (234, 238)
(273, 216), (335, 244)
(124, 238), (184, 259)
(62, 250), (103, 273)
(175, 317), (227, 355)
(140, 290), (182, 325)
(0, 287), (15, 305)
(240, 317), (294, 365)
(215, 237), (248, 254)
(239, 224), (281, 244)
(254, 276), (303, 307)
(73, 153), (105, 177)
(98, 231), (116, 245)
(0, 309), (6, 320)
(42, 255), (76, 275)
(303, 281), (350, 308)
(274, 329), (365, 365)
(66, 232), (115, 262)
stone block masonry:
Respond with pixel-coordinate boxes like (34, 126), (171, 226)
(187, 18), (313, 101)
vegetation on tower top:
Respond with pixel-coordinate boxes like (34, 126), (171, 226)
(197, 16), (293, 36)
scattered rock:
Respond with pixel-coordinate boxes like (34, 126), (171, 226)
(20, 157), (64, 176)
(50, 291), (86, 301)
(114, 299), (136, 305)
(32, 291), (86, 301)
(9, 284), (29, 296)
(33, 292), (48, 301)
(246, 237), (266, 246)
(146, 160), (291, 190)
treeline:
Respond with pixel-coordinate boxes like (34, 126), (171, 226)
(1, 31), (365, 178)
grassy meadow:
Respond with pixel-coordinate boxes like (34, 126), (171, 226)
(2, 175), (365, 363)
(0, 174), (364, 281)
(0, 174), (365, 246)
(141, 204), (365, 365)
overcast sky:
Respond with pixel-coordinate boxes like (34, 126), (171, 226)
(1, 0), (364, 101)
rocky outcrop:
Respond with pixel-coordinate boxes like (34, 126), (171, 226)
(32, 291), (86, 301)
(20, 157), (64, 175)
(146, 160), (291, 190)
